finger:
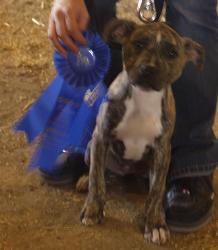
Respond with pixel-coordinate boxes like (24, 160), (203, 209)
(66, 15), (87, 45)
(78, 10), (89, 31)
(54, 12), (79, 53)
(61, 33), (80, 54)
(48, 18), (67, 57)
(52, 32), (67, 58)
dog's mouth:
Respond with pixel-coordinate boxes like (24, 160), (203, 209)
(128, 68), (164, 91)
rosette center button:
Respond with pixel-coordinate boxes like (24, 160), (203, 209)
(69, 48), (96, 72)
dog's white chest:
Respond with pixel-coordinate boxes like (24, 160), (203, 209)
(114, 87), (164, 161)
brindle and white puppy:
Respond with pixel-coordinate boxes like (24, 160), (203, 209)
(80, 19), (204, 245)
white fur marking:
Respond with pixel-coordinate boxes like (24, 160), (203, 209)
(114, 85), (163, 161)
(152, 229), (160, 244)
(94, 102), (108, 135)
(108, 70), (129, 99)
(159, 228), (167, 244)
(156, 31), (162, 43)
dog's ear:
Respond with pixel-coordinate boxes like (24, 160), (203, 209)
(183, 38), (205, 70)
(103, 19), (136, 44)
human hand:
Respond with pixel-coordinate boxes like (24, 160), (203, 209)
(48, 0), (89, 57)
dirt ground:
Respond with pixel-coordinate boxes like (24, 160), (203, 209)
(0, 0), (218, 249)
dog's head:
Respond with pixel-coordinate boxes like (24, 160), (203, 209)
(104, 19), (204, 91)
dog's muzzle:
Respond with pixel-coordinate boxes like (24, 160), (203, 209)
(130, 64), (162, 90)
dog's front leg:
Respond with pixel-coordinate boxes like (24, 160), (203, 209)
(80, 132), (107, 226)
(144, 140), (171, 245)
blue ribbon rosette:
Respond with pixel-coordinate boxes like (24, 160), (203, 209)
(15, 31), (110, 173)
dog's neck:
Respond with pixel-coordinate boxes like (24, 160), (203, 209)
(108, 69), (166, 102)
(130, 84), (164, 114)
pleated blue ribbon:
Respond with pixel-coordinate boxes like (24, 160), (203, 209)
(14, 31), (110, 173)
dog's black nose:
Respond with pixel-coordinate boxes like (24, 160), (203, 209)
(139, 65), (157, 78)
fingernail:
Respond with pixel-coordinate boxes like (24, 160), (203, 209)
(74, 47), (80, 54)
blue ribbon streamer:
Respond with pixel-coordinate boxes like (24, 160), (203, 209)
(14, 31), (110, 172)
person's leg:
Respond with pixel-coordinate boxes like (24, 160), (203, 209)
(165, 0), (218, 231)
(88, 0), (123, 86)
(166, 0), (218, 178)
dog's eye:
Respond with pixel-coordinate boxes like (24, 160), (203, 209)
(162, 42), (178, 59)
(167, 49), (178, 58)
(134, 41), (144, 49)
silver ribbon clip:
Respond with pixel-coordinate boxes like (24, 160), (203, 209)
(137, 0), (157, 22)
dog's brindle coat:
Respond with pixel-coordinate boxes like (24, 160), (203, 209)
(80, 20), (204, 245)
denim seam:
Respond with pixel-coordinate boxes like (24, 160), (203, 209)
(169, 161), (218, 180)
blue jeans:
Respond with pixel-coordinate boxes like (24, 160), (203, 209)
(166, 0), (218, 179)
(87, 0), (218, 180)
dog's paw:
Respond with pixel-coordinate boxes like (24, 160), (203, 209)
(80, 199), (105, 226)
(76, 175), (89, 193)
(144, 225), (170, 245)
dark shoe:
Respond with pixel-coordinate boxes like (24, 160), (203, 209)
(165, 176), (215, 233)
(39, 153), (88, 186)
